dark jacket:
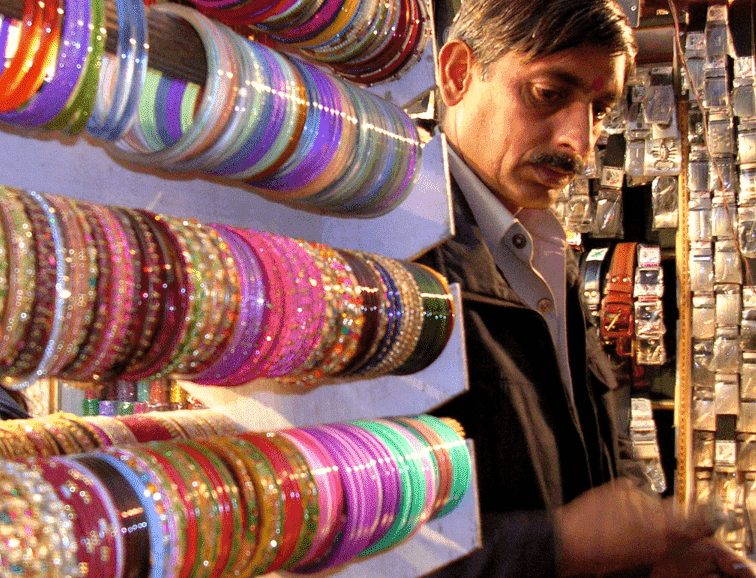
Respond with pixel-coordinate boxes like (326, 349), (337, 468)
(417, 180), (630, 577)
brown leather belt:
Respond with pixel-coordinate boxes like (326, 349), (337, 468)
(600, 242), (638, 356)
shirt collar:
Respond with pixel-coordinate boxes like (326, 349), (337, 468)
(447, 145), (565, 260)
(446, 145), (518, 254)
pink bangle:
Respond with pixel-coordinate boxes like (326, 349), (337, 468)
(221, 227), (284, 384)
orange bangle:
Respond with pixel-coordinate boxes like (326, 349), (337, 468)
(0, 0), (63, 111)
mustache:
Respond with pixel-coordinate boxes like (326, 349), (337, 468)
(528, 151), (584, 175)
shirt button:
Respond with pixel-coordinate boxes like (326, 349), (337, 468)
(537, 298), (553, 313)
(512, 233), (527, 249)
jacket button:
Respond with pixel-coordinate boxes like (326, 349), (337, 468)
(512, 233), (527, 249)
(537, 298), (553, 313)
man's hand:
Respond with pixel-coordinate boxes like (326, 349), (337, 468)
(553, 478), (728, 577)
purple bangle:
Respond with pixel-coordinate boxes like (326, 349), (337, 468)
(192, 224), (265, 384)
(221, 227), (283, 384)
(332, 423), (399, 546)
(250, 60), (339, 192)
(299, 424), (380, 570)
(210, 41), (284, 177)
(0, 0), (90, 126)
(154, 74), (180, 147)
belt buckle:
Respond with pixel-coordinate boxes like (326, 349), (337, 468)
(601, 301), (633, 340)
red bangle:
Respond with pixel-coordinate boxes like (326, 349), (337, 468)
(238, 431), (304, 571)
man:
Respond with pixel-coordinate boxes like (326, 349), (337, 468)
(418, 0), (756, 576)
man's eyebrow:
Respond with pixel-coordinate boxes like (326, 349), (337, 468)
(546, 70), (622, 100)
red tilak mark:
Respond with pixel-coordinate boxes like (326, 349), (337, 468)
(591, 77), (605, 92)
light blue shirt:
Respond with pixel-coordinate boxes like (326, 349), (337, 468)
(447, 146), (575, 397)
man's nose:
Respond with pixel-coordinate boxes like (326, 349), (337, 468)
(554, 101), (594, 160)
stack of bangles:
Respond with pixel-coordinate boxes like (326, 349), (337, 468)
(0, 413), (472, 578)
(0, 185), (455, 391)
(188, 0), (430, 85)
(0, 0), (422, 217)
(114, 3), (422, 217)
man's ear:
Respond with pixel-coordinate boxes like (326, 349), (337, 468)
(437, 40), (475, 107)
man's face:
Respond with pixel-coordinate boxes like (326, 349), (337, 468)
(440, 42), (626, 213)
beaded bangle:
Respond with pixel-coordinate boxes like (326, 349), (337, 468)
(239, 431), (304, 571)
(121, 212), (190, 380)
(225, 436), (284, 577)
(47, 456), (126, 578)
(266, 431), (320, 567)
(195, 436), (259, 575)
(83, 414), (139, 445)
(136, 443), (198, 578)
(191, 224), (265, 384)
(221, 227), (285, 384)
(41, 194), (90, 375)
(392, 263), (455, 375)
(174, 440), (241, 578)
(296, 244), (364, 384)
(279, 427), (343, 567)
(0, 189), (37, 370)
(109, 208), (164, 376)
(73, 453), (150, 578)
(0, 459), (81, 578)
(2, 190), (69, 390)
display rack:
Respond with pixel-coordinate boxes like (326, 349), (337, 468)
(0, 0), (481, 573)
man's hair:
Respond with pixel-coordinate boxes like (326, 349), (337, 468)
(446, 0), (637, 75)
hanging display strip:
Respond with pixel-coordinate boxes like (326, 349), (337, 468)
(189, 0), (430, 86)
(0, 0), (422, 216)
(0, 185), (455, 390)
(0, 411), (472, 578)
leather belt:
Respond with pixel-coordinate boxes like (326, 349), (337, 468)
(581, 246), (611, 325)
(600, 242), (638, 356)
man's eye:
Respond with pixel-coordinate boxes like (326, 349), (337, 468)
(526, 84), (566, 107)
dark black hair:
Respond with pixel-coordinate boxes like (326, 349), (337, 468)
(447, 0), (637, 74)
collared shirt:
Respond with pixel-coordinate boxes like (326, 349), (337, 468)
(446, 146), (575, 397)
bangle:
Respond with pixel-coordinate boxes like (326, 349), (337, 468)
(73, 453), (150, 578)
(0, 189), (37, 371)
(173, 440), (241, 578)
(2, 190), (69, 390)
(279, 427), (343, 567)
(413, 415), (471, 519)
(0, 0), (62, 112)
(0, 459), (81, 578)
(0, 0), (88, 125)
(86, 0), (147, 141)
(392, 262), (454, 375)
(190, 224), (265, 384)
(194, 436), (259, 575)
(238, 431), (304, 571)
(42, 0), (105, 134)
(265, 431), (320, 567)
(225, 435), (284, 577)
